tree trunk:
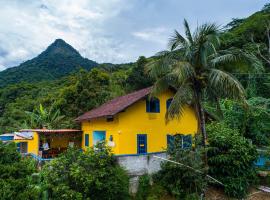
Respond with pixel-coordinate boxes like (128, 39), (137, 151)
(194, 95), (208, 198)
(194, 92), (207, 148)
(198, 100), (207, 148)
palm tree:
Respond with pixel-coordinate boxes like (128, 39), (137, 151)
(146, 20), (262, 148)
(25, 104), (65, 129)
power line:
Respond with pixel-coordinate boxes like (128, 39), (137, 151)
(153, 155), (224, 186)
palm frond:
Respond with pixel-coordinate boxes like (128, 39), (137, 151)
(168, 30), (188, 51)
(154, 50), (171, 57)
(172, 61), (195, 84)
(183, 19), (193, 44)
(211, 48), (264, 72)
(145, 56), (176, 79)
(210, 53), (238, 67)
(150, 74), (177, 98)
(166, 83), (193, 122)
(193, 23), (219, 42)
(208, 69), (246, 103)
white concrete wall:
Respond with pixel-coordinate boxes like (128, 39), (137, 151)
(116, 152), (167, 176)
(116, 152), (167, 194)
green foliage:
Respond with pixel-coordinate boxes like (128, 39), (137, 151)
(154, 140), (206, 199)
(126, 56), (154, 91)
(55, 68), (111, 117)
(24, 104), (65, 129)
(41, 143), (130, 200)
(135, 183), (168, 200)
(0, 68), (115, 132)
(221, 98), (270, 146)
(136, 174), (151, 200)
(207, 122), (258, 198)
(222, 7), (270, 48)
(0, 141), (38, 200)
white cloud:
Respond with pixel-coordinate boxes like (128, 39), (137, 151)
(132, 27), (168, 45)
(0, 0), (134, 69)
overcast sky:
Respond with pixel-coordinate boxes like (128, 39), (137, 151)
(0, 0), (268, 70)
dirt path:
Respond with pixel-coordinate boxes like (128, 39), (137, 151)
(206, 187), (270, 200)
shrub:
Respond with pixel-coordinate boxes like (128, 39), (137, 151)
(207, 122), (258, 198)
(0, 141), (38, 200)
(153, 138), (206, 199)
(41, 143), (130, 200)
(222, 98), (270, 146)
(135, 179), (169, 200)
(136, 174), (151, 200)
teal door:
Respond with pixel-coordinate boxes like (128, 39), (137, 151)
(93, 131), (106, 146)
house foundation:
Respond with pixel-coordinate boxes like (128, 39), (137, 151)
(116, 152), (167, 193)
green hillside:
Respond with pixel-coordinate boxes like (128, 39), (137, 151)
(0, 39), (98, 87)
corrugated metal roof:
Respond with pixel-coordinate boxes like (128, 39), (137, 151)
(75, 86), (152, 122)
(0, 133), (14, 137)
(19, 129), (82, 133)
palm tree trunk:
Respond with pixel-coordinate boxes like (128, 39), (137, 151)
(193, 90), (207, 148)
(195, 95), (208, 198)
(198, 100), (207, 148)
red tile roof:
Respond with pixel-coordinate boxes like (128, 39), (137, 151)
(75, 86), (153, 122)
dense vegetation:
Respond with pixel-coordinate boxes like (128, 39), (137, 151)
(0, 3), (270, 199)
(0, 141), (38, 199)
(207, 123), (258, 198)
(41, 143), (129, 200)
(154, 141), (205, 199)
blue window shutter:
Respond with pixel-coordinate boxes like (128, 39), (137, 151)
(146, 100), (150, 112)
(167, 135), (174, 150)
(166, 98), (172, 110)
(85, 134), (89, 147)
(182, 135), (192, 149)
(156, 99), (160, 112)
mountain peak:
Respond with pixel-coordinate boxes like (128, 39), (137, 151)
(41, 38), (80, 57)
(54, 38), (67, 44)
(0, 39), (98, 87)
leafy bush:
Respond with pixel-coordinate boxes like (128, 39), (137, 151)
(222, 98), (270, 146)
(41, 143), (130, 200)
(153, 138), (206, 199)
(135, 178), (169, 200)
(207, 122), (258, 198)
(136, 174), (151, 200)
(0, 141), (38, 200)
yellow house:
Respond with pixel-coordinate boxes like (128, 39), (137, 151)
(14, 129), (82, 160)
(76, 87), (198, 155)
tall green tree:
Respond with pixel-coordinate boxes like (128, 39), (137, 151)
(146, 19), (261, 148)
(126, 56), (154, 91)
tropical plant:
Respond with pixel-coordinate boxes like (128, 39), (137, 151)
(221, 98), (270, 146)
(41, 143), (130, 200)
(153, 140), (206, 199)
(25, 104), (65, 129)
(146, 19), (262, 148)
(0, 141), (39, 200)
(207, 122), (258, 198)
